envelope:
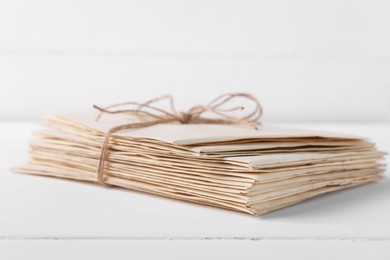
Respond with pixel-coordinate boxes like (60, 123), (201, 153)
(13, 112), (386, 215)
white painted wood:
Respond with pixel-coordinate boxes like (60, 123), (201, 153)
(1, 240), (390, 260)
(2, 0), (389, 254)
(0, 55), (389, 121)
(0, 1), (389, 121)
(0, 0), (389, 56)
(1, 121), (389, 240)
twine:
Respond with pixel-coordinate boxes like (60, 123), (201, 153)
(93, 93), (263, 185)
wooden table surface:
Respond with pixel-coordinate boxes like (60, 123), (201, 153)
(1, 121), (389, 259)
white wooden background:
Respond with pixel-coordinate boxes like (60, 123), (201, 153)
(1, 1), (390, 259)
(0, 0), (389, 122)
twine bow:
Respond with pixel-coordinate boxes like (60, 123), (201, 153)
(93, 93), (263, 185)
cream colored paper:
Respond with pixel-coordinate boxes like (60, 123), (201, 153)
(13, 112), (386, 215)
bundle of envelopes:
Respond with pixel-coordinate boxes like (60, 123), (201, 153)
(14, 113), (386, 215)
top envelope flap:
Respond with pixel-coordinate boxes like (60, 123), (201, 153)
(54, 112), (364, 145)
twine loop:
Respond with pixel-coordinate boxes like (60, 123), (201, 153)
(93, 92), (263, 185)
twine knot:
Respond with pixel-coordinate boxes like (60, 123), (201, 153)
(177, 112), (192, 124)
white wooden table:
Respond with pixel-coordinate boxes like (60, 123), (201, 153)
(1, 121), (389, 259)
